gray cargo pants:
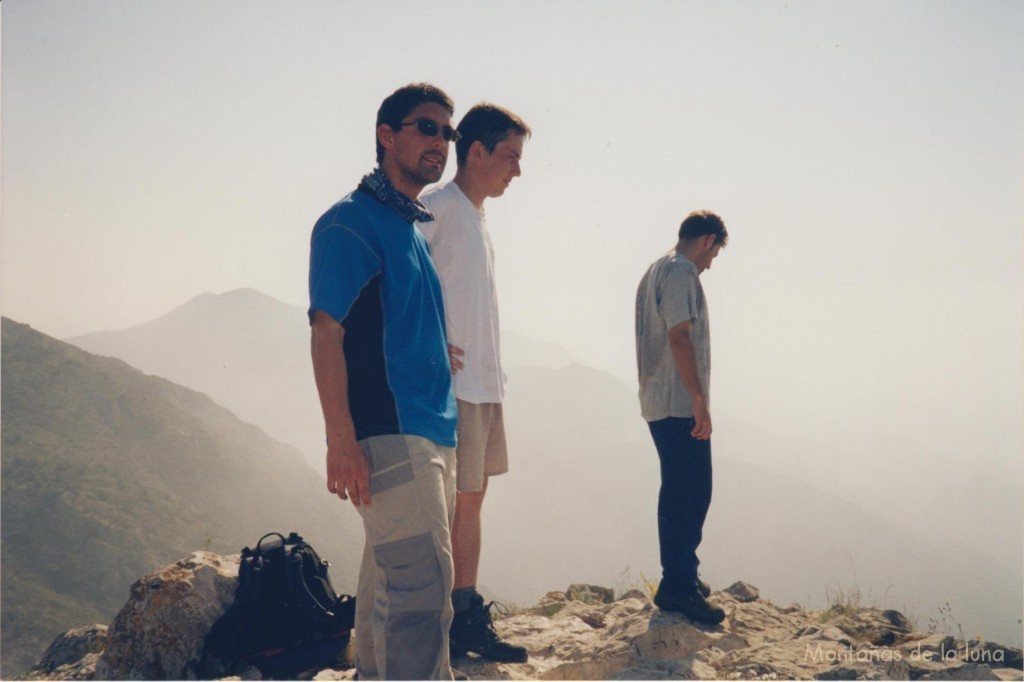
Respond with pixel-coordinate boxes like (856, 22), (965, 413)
(354, 435), (456, 680)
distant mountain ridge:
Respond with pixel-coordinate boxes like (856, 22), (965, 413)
(67, 289), (323, 472)
(67, 288), (580, 472)
(0, 318), (363, 678)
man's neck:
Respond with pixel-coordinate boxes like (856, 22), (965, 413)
(453, 171), (486, 209)
(380, 161), (424, 201)
(676, 240), (701, 264)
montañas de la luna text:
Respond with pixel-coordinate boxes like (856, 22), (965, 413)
(804, 641), (1005, 665)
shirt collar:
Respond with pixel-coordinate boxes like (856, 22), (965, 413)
(357, 168), (434, 224)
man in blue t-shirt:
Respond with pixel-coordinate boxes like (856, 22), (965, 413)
(309, 83), (461, 681)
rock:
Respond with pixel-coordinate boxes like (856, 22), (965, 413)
(312, 668), (356, 681)
(522, 591), (569, 617)
(873, 628), (898, 646)
(24, 625), (107, 681)
(93, 551), (240, 680)
(617, 588), (650, 602)
(881, 609), (910, 631)
(994, 668), (1024, 682)
(966, 640), (1024, 670)
(634, 613), (712, 661)
(28, 560), (1024, 682)
(565, 583), (615, 604)
(919, 662), (1000, 680)
(723, 580), (760, 602)
(911, 633), (959, 656)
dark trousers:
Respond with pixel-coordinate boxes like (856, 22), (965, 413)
(648, 417), (713, 595)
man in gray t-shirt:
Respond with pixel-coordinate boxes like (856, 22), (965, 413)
(635, 210), (728, 625)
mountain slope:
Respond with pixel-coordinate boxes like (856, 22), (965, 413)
(0, 318), (363, 677)
(66, 289), (324, 473)
(65, 289), (582, 473)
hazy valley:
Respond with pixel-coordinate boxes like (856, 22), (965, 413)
(2, 288), (1020, 674)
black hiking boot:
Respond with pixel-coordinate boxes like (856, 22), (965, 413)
(654, 587), (725, 625)
(450, 594), (528, 663)
(696, 576), (711, 598)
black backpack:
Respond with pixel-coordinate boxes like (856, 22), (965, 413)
(203, 532), (356, 678)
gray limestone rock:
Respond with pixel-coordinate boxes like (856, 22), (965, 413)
(24, 625), (107, 681)
(919, 662), (1001, 680)
(26, 559), (1024, 682)
(723, 580), (760, 602)
(93, 551), (240, 680)
(882, 608), (910, 631)
(565, 583), (615, 604)
(617, 587), (651, 602)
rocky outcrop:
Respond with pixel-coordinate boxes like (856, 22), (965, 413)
(24, 626), (107, 681)
(445, 590), (1024, 681)
(30, 551), (241, 681)
(26, 556), (1024, 681)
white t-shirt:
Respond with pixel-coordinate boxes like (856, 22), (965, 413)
(420, 181), (506, 403)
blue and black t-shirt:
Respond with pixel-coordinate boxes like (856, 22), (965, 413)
(308, 170), (457, 447)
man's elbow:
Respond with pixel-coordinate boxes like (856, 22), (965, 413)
(310, 310), (344, 348)
(668, 321), (693, 347)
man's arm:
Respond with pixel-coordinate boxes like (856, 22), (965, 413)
(668, 320), (712, 440)
(310, 310), (371, 507)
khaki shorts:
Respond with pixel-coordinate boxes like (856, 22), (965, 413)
(455, 399), (509, 493)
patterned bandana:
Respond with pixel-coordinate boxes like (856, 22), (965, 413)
(357, 168), (435, 224)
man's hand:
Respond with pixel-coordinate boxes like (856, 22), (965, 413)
(448, 344), (465, 374)
(691, 397), (712, 440)
(326, 436), (372, 508)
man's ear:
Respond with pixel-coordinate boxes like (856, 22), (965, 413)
(703, 234), (717, 251)
(377, 123), (395, 155)
(469, 140), (487, 161)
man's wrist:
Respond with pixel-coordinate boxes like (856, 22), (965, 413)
(326, 425), (358, 447)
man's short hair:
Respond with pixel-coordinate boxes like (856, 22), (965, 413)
(455, 103), (531, 167)
(678, 210), (729, 246)
(375, 83), (455, 164)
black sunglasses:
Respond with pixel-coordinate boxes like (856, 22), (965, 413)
(396, 117), (461, 143)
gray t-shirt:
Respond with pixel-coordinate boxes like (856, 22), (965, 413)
(635, 252), (710, 422)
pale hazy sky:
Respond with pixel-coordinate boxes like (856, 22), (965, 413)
(3, 1), (1022, 464)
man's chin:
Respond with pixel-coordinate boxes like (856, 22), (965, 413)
(417, 167), (445, 185)
(403, 167), (444, 189)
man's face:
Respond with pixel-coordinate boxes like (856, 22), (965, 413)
(472, 133), (524, 199)
(695, 240), (723, 274)
(388, 101), (454, 189)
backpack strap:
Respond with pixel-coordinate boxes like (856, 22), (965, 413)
(256, 532), (286, 554)
(235, 547), (258, 609)
(285, 546), (337, 625)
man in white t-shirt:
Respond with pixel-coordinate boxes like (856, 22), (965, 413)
(420, 103), (530, 663)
